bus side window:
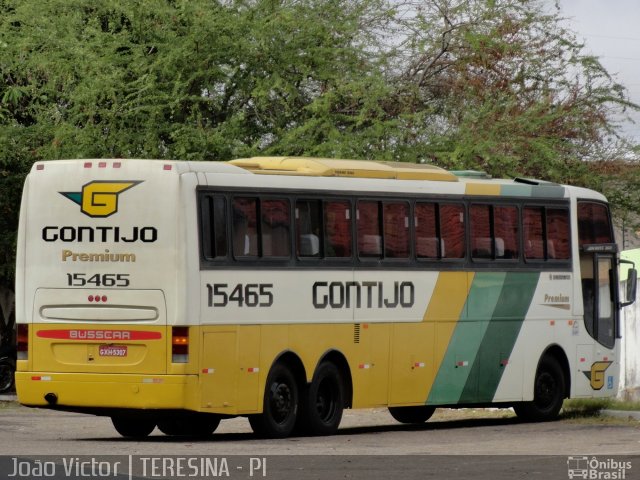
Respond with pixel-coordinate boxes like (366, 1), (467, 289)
(261, 198), (291, 258)
(357, 201), (382, 258)
(546, 208), (570, 260)
(201, 195), (227, 260)
(232, 197), (259, 257)
(523, 207), (544, 260)
(296, 199), (322, 257)
(415, 202), (438, 259)
(324, 200), (352, 258)
(470, 204), (492, 259)
(440, 203), (465, 259)
(383, 202), (409, 259)
(494, 205), (519, 259)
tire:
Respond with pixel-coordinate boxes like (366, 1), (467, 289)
(111, 416), (156, 438)
(388, 406), (436, 424)
(0, 358), (15, 394)
(249, 363), (299, 438)
(157, 414), (220, 437)
(298, 362), (344, 436)
(514, 355), (565, 422)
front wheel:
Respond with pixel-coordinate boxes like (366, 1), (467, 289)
(514, 355), (565, 422)
(388, 405), (436, 424)
(111, 416), (156, 439)
(249, 363), (299, 438)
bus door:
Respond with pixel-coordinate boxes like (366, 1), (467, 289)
(578, 246), (618, 396)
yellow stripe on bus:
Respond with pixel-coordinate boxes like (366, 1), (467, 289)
(422, 271), (474, 399)
(464, 183), (502, 196)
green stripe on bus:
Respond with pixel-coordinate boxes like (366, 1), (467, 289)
(426, 272), (506, 405)
(458, 271), (540, 403)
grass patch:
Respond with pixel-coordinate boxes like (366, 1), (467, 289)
(605, 399), (640, 411)
(562, 398), (612, 418)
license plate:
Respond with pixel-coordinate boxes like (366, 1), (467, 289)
(99, 345), (128, 357)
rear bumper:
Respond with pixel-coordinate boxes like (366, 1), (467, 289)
(16, 372), (199, 411)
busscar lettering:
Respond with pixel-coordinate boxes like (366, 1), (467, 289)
(69, 330), (131, 340)
(42, 226), (157, 243)
(313, 281), (415, 309)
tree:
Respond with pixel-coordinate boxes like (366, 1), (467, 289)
(0, 0), (638, 328)
(373, 0), (637, 182)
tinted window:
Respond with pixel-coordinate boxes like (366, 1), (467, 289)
(547, 208), (570, 260)
(523, 207), (544, 260)
(232, 197), (258, 257)
(325, 200), (352, 258)
(440, 204), (465, 259)
(296, 199), (322, 257)
(578, 202), (613, 246)
(494, 206), (519, 259)
(415, 203), (438, 258)
(261, 199), (291, 257)
(470, 205), (492, 259)
(357, 201), (382, 258)
(384, 202), (410, 259)
(201, 195), (227, 260)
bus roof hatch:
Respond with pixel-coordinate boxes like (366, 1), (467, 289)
(229, 157), (459, 182)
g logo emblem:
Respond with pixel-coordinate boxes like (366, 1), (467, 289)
(583, 361), (613, 390)
(61, 181), (142, 218)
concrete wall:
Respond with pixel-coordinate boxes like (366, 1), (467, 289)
(620, 282), (640, 401)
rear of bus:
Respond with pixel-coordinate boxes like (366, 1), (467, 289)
(15, 159), (188, 417)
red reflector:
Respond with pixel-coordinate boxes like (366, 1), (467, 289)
(163, 164), (172, 171)
(17, 324), (28, 356)
(36, 164), (44, 170)
(98, 161), (107, 168)
(84, 162), (92, 168)
(113, 162), (121, 168)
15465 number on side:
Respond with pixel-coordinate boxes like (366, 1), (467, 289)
(206, 283), (273, 307)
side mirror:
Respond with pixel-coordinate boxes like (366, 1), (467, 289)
(620, 260), (637, 308)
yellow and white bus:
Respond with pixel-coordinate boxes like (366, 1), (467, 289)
(15, 157), (636, 438)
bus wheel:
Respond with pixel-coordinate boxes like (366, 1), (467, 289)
(111, 416), (156, 438)
(249, 363), (299, 438)
(300, 362), (344, 436)
(388, 406), (436, 424)
(0, 358), (15, 394)
(514, 355), (565, 422)
(157, 415), (220, 437)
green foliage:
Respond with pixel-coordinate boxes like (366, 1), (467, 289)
(0, 0), (638, 293)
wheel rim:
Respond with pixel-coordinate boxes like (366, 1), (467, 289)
(535, 371), (558, 410)
(315, 378), (337, 423)
(269, 381), (293, 424)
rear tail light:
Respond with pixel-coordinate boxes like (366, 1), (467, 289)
(17, 324), (28, 360)
(172, 327), (189, 363)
